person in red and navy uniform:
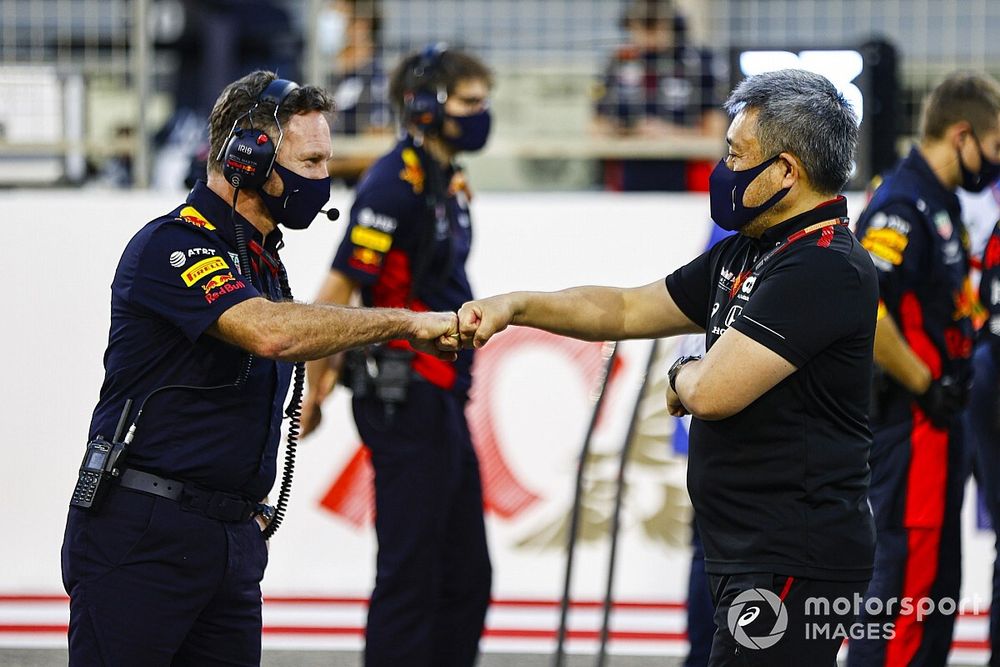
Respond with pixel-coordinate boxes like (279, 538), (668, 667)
(301, 47), (493, 667)
(848, 72), (1000, 667)
(61, 70), (458, 666)
(970, 217), (1000, 667)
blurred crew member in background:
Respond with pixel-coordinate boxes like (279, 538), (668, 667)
(301, 46), (493, 667)
(451, 69), (876, 666)
(320, 0), (393, 184)
(972, 217), (1000, 667)
(592, 0), (726, 191)
(849, 71), (1000, 667)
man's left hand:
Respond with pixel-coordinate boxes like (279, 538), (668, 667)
(667, 382), (689, 417)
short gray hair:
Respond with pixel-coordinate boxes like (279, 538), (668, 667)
(724, 69), (858, 194)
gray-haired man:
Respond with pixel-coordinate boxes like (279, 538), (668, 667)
(445, 69), (878, 665)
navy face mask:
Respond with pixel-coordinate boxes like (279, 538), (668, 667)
(445, 109), (492, 152)
(709, 154), (791, 232)
(958, 133), (1000, 193)
(259, 163), (331, 230)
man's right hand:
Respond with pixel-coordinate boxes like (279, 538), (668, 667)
(457, 295), (517, 349)
(409, 311), (460, 359)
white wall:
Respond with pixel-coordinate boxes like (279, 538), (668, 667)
(1, 189), (991, 657)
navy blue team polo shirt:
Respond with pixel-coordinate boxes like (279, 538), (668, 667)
(331, 136), (475, 394)
(88, 181), (293, 500)
(856, 147), (976, 425)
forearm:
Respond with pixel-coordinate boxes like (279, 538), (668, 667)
(213, 298), (427, 362)
(264, 302), (422, 361)
(874, 314), (932, 394)
(508, 287), (629, 341)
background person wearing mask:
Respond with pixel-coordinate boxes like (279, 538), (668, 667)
(302, 46), (494, 667)
(592, 0), (726, 191)
(320, 0), (393, 184)
(849, 70), (1000, 667)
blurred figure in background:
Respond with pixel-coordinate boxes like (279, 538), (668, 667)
(849, 71), (1000, 667)
(592, 0), (726, 192)
(320, 0), (393, 184)
(302, 45), (494, 667)
(960, 181), (1000, 667)
(154, 0), (301, 190)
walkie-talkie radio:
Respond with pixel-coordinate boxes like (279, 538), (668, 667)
(70, 399), (133, 511)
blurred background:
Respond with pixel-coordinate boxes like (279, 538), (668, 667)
(2, 0), (998, 192)
(3, 2), (1000, 666)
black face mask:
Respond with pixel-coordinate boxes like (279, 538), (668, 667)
(958, 132), (1000, 193)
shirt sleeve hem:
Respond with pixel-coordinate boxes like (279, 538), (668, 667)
(182, 288), (259, 343)
(665, 275), (705, 329)
(729, 317), (808, 368)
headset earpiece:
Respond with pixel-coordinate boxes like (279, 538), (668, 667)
(220, 77), (300, 191)
(222, 128), (275, 190)
(402, 43), (448, 134)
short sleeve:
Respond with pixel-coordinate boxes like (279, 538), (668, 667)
(665, 248), (715, 330)
(128, 222), (259, 342)
(331, 173), (411, 286)
(729, 249), (865, 367)
(855, 202), (928, 311)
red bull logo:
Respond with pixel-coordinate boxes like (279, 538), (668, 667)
(203, 275), (246, 304)
(202, 272), (236, 293)
(178, 206), (216, 231)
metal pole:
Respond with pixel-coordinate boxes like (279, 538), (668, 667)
(554, 340), (619, 667)
(596, 339), (661, 667)
(304, 0), (324, 85)
(131, 0), (150, 188)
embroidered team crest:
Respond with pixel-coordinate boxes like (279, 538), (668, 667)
(399, 148), (425, 194)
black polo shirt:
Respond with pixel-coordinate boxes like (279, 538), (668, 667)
(666, 198), (877, 581)
(88, 181), (293, 500)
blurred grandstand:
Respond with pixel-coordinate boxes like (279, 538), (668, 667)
(1, 0), (999, 190)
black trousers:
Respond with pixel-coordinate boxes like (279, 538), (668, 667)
(354, 381), (492, 667)
(61, 485), (268, 666)
(708, 572), (870, 666)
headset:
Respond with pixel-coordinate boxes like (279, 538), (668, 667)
(401, 43), (449, 134)
(218, 78), (300, 190)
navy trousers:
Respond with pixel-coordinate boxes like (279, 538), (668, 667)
(354, 381), (492, 667)
(847, 414), (967, 666)
(967, 342), (1000, 666)
(61, 484), (268, 666)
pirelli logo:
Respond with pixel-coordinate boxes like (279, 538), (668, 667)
(182, 256), (229, 286)
(351, 226), (393, 253)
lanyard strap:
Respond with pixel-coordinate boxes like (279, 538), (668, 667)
(751, 217), (848, 274)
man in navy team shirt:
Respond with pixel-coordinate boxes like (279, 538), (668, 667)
(302, 46), (494, 667)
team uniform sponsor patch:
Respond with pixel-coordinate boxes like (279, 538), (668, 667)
(181, 256), (229, 286)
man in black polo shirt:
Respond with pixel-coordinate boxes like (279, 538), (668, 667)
(446, 69), (877, 665)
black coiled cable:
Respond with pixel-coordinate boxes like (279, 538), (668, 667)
(262, 259), (304, 540)
(231, 189), (254, 388)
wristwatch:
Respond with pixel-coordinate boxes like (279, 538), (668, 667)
(668, 355), (702, 393)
